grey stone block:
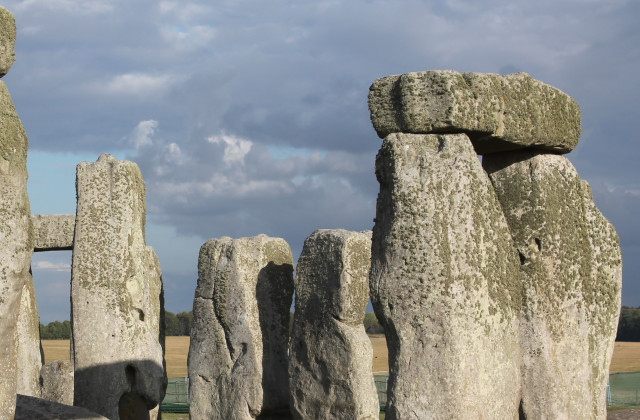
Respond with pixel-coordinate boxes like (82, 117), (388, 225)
(32, 214), (75, 251)
(368, 70), (581, 154)
(289, 229), (378, 420)
(370, 133), (522, 419)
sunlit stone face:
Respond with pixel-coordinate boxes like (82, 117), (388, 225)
(0, 7), (16, 78)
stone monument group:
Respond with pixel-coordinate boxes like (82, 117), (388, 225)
(0, 6), (622, 420)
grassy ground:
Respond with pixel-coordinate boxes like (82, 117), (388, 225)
(610, 342), (640, 373)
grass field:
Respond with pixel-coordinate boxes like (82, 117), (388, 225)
(42, 337), (639, 378)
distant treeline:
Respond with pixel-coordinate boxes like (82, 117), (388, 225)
(616, 306), (640, 342)
(39, 309), (387, 339)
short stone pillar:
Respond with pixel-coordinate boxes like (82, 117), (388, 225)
(188, 235), (294, 420)
(484, 151), (622, 419)
(289, 229), (378, 420)
(71, 154), (165, 419)
(16, 280), (43, 398)
(0, 7), (34, 419)
(39, 360), (74, 406)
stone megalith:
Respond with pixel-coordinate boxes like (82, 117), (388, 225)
(32, 214), (75, 251)
(483, 151), (622, 419)
(39, 360), (74, 405)
(369, 133), (522, 419)
(16, 280), (43, 398)
(71, 154), (166, 420)
(188, 235), (294, 420)
(289, 229), (378, 420)
(368, 70), (581, 154)
(0, 7), (34, 419)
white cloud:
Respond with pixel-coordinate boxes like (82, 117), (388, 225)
(33, 260), (71, 272)
(103, 73), (173, 96)
(207, 133), (253, 165)
(127, 120), (158, 150)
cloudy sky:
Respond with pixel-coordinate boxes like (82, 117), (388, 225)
(2, 0), (638, 323)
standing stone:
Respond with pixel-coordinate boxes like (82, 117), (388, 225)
(370, 133), (521, 419)
(483, 151), (622, 420)
(0, 7), (33, 419)
(32, 214), (75, 251)
(188, 235), (294, 420)
(289, 229), (378, 420)
(16, 280), (43, 398)
(39, 360), (74, 405)
(368, 70), (581, 154)
(71, 154), (166, 419)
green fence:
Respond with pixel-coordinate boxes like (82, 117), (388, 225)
(374, 374), (388, 411)
(161, 377), (189, 413)
(608, 371), (640, 407)
(160, 375), (390, 414)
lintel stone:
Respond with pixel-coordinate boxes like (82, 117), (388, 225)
(32, 214), (75, 251)
(368, 70), (581, 154)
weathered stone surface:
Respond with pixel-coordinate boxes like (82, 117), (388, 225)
(16, 279), (43, 398)
(370, 133), (521, 419)
(483, 151), (622, 420)
(71, 154), (165, 419)
(582, 180), (623, 419)
(32, 214), (75, 251)
(289, 229), (378, 420)
(188, 235), (294, 420)
(40, 360), (73, 406)
(0, 7), (15, 77)
(368, 70), (581, 154)
(15, 394), (107, 420)
(0, 72), (33, 419)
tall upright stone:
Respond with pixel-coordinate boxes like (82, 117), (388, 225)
(71, 154), (166, 420)
(483, 151), (622, 419)
(0, 7), (34, 419)
(16, 280), (43, 398)
(289, 229), (378, 420)
(370, 133), (522, 419)
(188, 235), (294, 420)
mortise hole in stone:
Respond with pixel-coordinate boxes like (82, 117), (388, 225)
(518, 251), (526, 265)
(137, 309), (144, 321)
(534, 238), (541, 252)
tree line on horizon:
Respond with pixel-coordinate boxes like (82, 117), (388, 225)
(39, 306), (640, 341)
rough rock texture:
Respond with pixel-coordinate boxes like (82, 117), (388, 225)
(370, 133), (522, 419)
(289, 229), (378, 420)
(0, 7), (15, 78)
(368, 70), (581, 154)
(483, 151), (622, 420)
(40, 360), (74, 406)
(0, 33), (33, 418)
(32, 214), (75, 251)
(71, 154), (166, 420)
(16, 279), (43, 398)
(188, 235), (294, 420)
(15, 394), (107, 420)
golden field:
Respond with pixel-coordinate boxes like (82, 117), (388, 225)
(42, 337), (640, 378)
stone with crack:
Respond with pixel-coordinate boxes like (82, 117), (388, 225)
(289, 229), (378, 420)
(188, 235), (294, 420)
